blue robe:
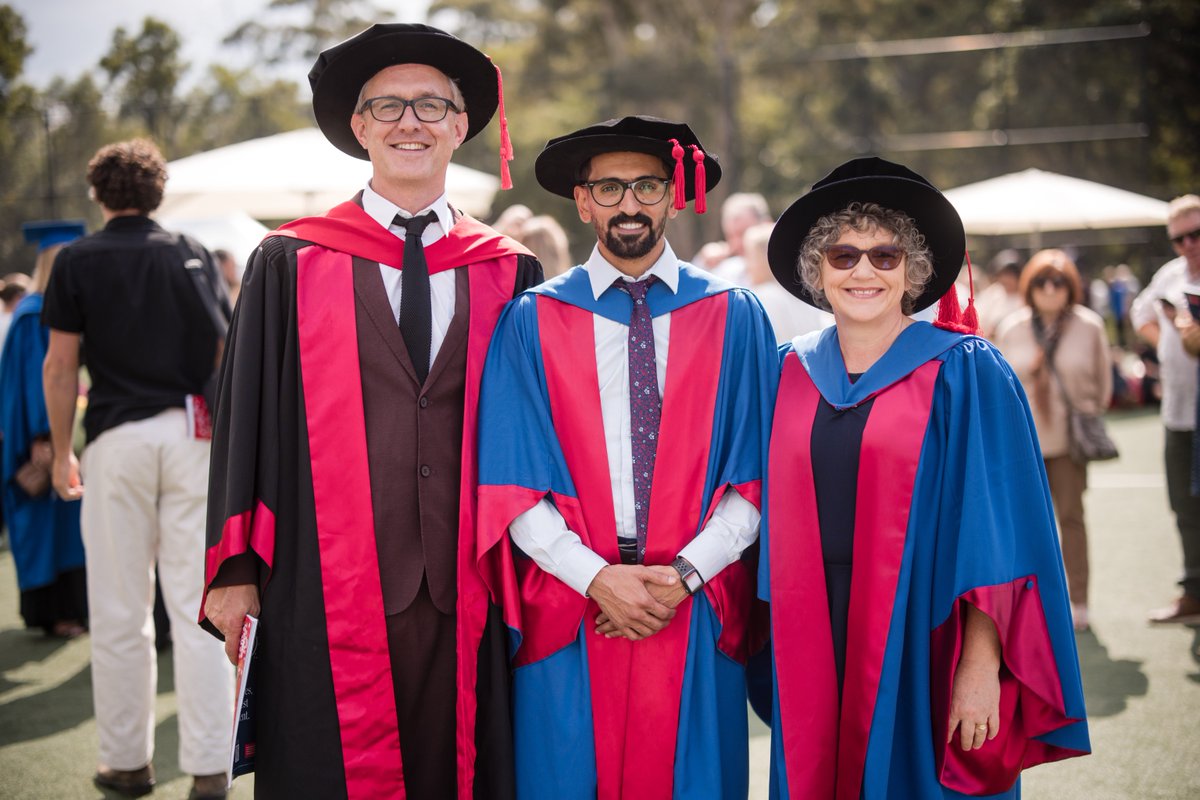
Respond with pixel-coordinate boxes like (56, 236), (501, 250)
(477, 264), (778, 799)
(0, 293), (84, 593)
(762, 322), (1089, 800)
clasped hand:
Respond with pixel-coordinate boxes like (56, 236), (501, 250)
(586, 564), (689, 641)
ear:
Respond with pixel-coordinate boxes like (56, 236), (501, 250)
(451, 111), (469, 149)
(574, 185), (592, 223)
(666, 199), (680, 221)
(351, 113), (368, 150)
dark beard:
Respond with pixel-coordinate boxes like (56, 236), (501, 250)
(598, 212), (665, 260)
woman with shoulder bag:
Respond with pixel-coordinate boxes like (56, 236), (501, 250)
(996, 249), (1113, 632)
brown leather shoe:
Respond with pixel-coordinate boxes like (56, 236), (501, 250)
(188, 773), (228, 800)
(93, 764), (155, 797)
(1147, 594), (1200, 624)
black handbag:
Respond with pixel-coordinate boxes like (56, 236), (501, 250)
(1065, 408), (1120, 463)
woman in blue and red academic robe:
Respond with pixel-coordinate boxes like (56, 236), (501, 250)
(760, 158), (1090, 799)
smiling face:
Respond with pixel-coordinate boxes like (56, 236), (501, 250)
(573, 150), (678, 277)
(820, 225), (909, 329)
(350, 63), (469, 210)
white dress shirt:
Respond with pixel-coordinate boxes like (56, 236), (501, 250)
(1130, 255), (1200, 431)
(360, 184), (457, 373)
(508, 242), (761, 596)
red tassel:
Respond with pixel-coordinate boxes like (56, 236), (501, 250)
(960, 250), (979, 334)
(933, 250), (981, 335)
(690, 145), (707, 214)
(934, 283), (967, 332)
(494, 62), (514, 190)
(670, 138), (687, 210)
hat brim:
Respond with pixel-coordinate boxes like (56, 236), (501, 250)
(535, 134), (721, 201)
(311, 29), (498, 160)
(767, 176), (965, 312)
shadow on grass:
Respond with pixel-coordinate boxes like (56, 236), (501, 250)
(1075, 627), (1148, 717)
(0, 661), (93, 746)
(0, 627), (73, 675)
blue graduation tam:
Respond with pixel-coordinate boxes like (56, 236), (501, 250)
(22, 219), (86, 251)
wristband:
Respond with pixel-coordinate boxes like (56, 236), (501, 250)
(671, 556), (703, 595)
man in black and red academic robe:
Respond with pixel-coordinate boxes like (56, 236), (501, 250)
(200, 24), (541, 800)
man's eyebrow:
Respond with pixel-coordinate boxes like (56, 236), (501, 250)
(586, 174), (669, 182)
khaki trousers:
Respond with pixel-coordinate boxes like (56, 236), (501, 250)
(80, 409), (233, 774)
(1044, 455), (1089, 605)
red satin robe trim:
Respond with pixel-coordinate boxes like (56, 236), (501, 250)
(273, 201), (530, 272)
(931, 576), (1085, 794)
(453, 257), (518, 800)
(525, 292), (746, 800)
(296, 246), (405, 799)
(770, 353), (940, 800)
(199, 500), (277, 620)
(836, 360), (940, 800)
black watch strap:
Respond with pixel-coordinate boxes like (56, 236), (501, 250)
(671, 556), (703, 595)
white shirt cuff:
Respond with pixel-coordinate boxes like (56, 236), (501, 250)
(508, 497), (610, 596)
(677, 487), (761, 586)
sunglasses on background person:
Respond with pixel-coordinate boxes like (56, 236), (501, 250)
(1170, 226), (1200, 247)
(823, 244), (905, 271)
(1032, 273), (1069, 290)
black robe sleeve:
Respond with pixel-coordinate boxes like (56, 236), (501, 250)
(514, 254), (544, 295)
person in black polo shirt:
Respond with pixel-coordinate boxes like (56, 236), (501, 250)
(42, 138), (234, 800)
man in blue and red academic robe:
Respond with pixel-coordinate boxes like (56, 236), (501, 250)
(477, 116), (778, 799)
(199, 24), (540, 799)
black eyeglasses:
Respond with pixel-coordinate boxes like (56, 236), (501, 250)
(578, 177), (670, 207)
(1032, 273), (1068, 290)
(357, 96), (461, 123)
(1170, 226), (1200, 246)
(823, 244), (905, 271)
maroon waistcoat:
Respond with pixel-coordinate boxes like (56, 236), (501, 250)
(353, 257), (469, 616)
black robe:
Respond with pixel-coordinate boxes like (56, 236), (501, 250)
(202, 202), (540, 799)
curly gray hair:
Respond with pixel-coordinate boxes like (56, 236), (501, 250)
(795, 202), (934, 315)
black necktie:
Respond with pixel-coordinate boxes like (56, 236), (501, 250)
(396, 211), (438, 383)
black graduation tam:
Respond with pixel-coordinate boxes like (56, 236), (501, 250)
(310, 23), (502, 160)
(22, 219), (86, 251)
(767, 157), (966, 313)
(535, 116), (721, 213)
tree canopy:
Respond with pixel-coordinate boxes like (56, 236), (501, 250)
(0, 0), (1195, 276)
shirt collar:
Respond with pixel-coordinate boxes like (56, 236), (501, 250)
(584, 240), (680, 301)
(361, 183), (454, 238)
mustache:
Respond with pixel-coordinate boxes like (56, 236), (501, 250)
(608, 213), (653, 232)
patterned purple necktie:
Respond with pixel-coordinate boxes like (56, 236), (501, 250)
(615, 276), (660, 564)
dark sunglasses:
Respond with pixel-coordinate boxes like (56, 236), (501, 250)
(1032, 273), (1068, 290)
(823, 244), (905, 271)
(1170, 227), (1200, 246)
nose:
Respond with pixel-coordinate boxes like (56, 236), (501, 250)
(849, 252), (875, 277)
(617, 185), (643, 214)
(394, 103), (422, 130)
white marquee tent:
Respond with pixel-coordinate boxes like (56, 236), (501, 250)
(159, 128), (502, 221)
(943, 168), (1169, 241)
(157, 211), (270, 277)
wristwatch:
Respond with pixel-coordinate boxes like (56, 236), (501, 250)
(671, 556), (704, 595)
